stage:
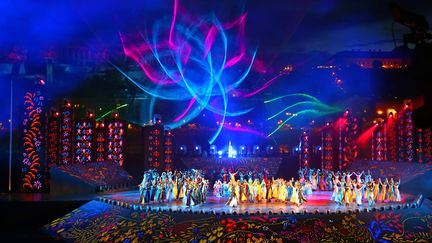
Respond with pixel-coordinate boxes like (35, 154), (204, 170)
(42, 160), (432, 242)
(100, 190), (415, 215)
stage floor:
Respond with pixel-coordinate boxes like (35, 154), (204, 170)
(101, 190), (413, 214)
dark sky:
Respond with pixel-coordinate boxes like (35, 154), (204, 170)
(1, 0), (432, 54)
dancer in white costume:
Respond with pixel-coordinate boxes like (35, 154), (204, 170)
(394, 178), (401, 202)
(354, 182), (365, 206)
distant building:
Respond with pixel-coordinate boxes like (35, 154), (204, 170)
(327, 49), (412, 69)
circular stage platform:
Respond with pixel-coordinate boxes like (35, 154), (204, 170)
(99, 190), (419, 215)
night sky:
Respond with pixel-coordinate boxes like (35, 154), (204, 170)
(1, 0), (432, 55)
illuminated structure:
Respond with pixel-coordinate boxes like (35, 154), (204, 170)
(299, 131), (310, 168)
(397, 100), (414, 162)
(143, 123), (165, 171)
(21, 80), (47, 192)
(75, 112), (95, 163)
(47, 110), (60, 166)
(107, 113), (125, 166)
(164, 130), (173, 171)
(386, 112), (398, 161)
(341, 110), (358, 168)
(321, 123), (334, 170)
(404, 101), (414, 162)
(328, 50), (411, 69)
(95, 121), (107, 162)
(417, 128), (424, 163)
(424, 128), (432, 163)
(372, 121), (385, 161)
(60, 100), (74, 164)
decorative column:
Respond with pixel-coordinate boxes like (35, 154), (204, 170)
(424, 128), (432, 163)
(95, 121), (107, 162)
(417, 128), (424, 163)
(300, 131), (310, 168)
(60, 100), (74, 164)
(21, 80), (47, 192)
(164, 130), (173, 171)
(47, 110), (60, 166)
(321, 123), (334, 170)
(107, 113), (125, 166)
(75, 112), (95, 163)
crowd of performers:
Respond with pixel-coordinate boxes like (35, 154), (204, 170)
(298, 168), (402, 206)
(138, 167), (402, 209)
(213, 171), (309, 207)
(138, 169), (209, 206)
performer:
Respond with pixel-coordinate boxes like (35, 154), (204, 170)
(387, 178), (396, 202)
(271, 178), (278, 200)
(354, 181), (365, 206)
(184, 182), (195, 207)
(311, 171), (318, 190)
(331, 178), (339, 201)
(213, 180), (223, 197)
(138, 172), (149, 204)
(343, 181), (352, 206)
(290, 181), (300, 206)
(138, 181), (147, 204)
(226, 181), (239, 207)
(288, 179), (295, 201)
(373, 179), (380, 202)
(377, 178), (386, 202)
(394, 178), (401, 202)
(241, 180), (248, 202)
(335, 181), (344, 205)
(150, 178), (156, 202)
(173, 177), (179, 200)
(319, 172), (326, 190)
(229, 171), (238, 183)
(366, 181), (375, 206)
(298, 181), (307, 205)
(260, 179), (267, 202)
(326, 172), (333, 191)
(353, 171), (364, 184)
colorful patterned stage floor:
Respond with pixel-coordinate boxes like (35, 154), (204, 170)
(44, 195), (432, 242)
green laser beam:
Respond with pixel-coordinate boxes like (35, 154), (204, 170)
(96, 104), (128, 121)
(267, 101), (339, 121)
(267, 109), (338, 137)
(264, 93), (322, 104)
